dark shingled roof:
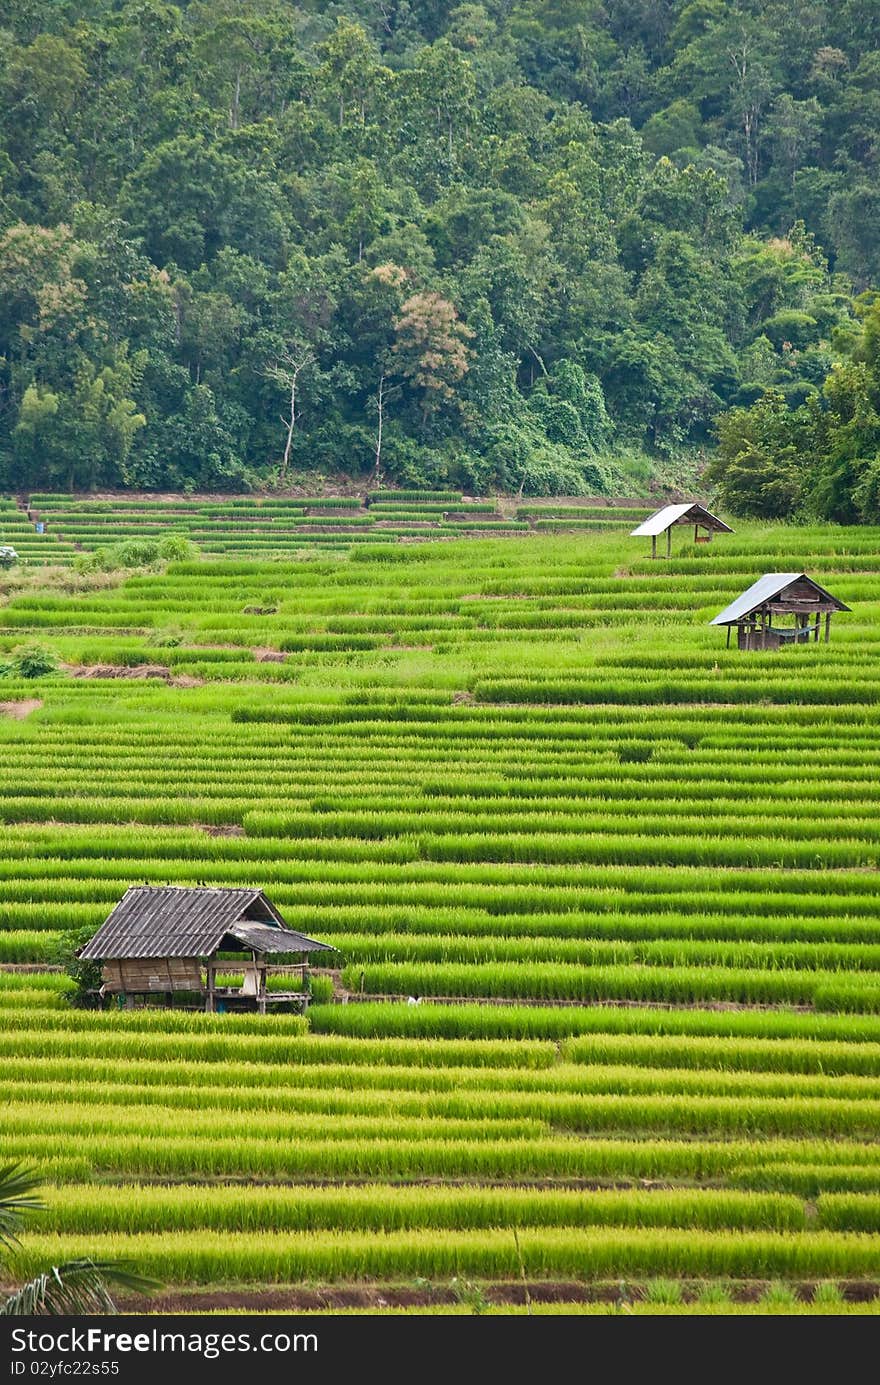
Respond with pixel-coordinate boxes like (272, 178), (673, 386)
(79, 886), (334, 960)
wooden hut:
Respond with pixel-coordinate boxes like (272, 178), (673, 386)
(78, 886), (335, 1013)
(710, 573), (850, 651)
(630, 503), (733, 559)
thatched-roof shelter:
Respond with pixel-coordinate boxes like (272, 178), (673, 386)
(79, 886), (334, 1013)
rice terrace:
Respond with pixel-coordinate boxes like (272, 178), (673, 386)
(1, 490), (880, 1317)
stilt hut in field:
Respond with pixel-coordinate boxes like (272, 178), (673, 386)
(630, 503), (733, 558)
(710, 573), (850, 650)
(78, 886), (334, 1013)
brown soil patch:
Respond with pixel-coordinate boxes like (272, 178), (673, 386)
(461, 592), (530, 601)
(115, 1278), (880, 1314)
(0, 699), (42, 719)
(253, 648), (287, 663)
(0, 962), (62, 972)
(71, 661), (172, 680)
(346, 994), (815, 1012)
(68, 663), (204, 687)
(198, 824), (246, 837)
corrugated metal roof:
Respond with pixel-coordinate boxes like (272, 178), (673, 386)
(228, 921), (332, 955)
(630, 502), (733, 536)
(710, 573), (850, 625)
(79, 886), (334, 959)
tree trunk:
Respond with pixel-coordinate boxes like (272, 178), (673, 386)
(279, 370), (296, 488)
(267, 351), (312, 489)
(373, 372), (385, 489)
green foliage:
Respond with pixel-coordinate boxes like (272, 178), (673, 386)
(708, 390), (808, 518)
(0, 1), (875, 494)
(643, 1277), (684, 1305)
(0, 643), (57, 679)
(760, 1280), (799, 1308)
(812, 1280), (845, 1305)
(450, 1277), (490, 1314)
(308, 974), (335, 1005)
(74, 534), (198, 573)
(0, 1163), (148, 1315)
(711, 297), (880, 520)
(0, 518), (880, 1302)
(51, 926), (102, 1008)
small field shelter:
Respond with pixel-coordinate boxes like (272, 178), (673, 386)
(710, 573), (850, 650)
(78, 885), (334, 1013)
(630, 503), (733, 558)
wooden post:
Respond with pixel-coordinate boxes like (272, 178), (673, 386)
(726, 625), (731, 649)
(257, 950), (267, 1015)
(825, 612), (831, 643)
(651, 534), (657, 560)
(206, 962), (215, 1014)
(761, 612), (767, 650)
(666, 527), (672, 559)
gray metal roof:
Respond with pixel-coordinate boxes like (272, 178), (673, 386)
(227, 920), (331, 955)
(710, 573), (850, 626)
(630, 502), (733, 537)
(79, 886), (334, 959)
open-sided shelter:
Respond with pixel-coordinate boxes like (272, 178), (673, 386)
(710, 573), (850, 650)
(630, 503), (733, 558)
(79, 886), (334, 1013)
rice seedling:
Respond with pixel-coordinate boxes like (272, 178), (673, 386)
(3, 512), (880, 1303)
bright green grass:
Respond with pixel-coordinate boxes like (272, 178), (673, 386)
(3, 507), (880, 1308)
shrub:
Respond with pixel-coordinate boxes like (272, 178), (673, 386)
(51, 926), (103, 1007)
(0, 643), (57, 678)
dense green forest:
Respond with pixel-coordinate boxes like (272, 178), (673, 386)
(0, 0), (878, 505)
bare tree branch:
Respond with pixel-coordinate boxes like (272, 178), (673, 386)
(266, 350), (313, 488)
(369, 370), (400, 494)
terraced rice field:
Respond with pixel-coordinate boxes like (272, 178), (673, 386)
(23, 490), (537, 558)
(1, 497), (880, 1313)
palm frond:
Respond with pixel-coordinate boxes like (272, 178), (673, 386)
(0, 1165), (44, 1252)
(1, 1260), (155, 1316)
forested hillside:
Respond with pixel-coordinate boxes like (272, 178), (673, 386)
(0, 0), (878, 501)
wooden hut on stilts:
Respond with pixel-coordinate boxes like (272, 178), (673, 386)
(78, 886), (335, 1014)
(710, 573), (850, 650)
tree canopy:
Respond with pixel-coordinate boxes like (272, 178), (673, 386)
(0, 1), (877, 497)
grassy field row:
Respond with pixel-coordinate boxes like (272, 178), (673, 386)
(3, 513), (880, 1306)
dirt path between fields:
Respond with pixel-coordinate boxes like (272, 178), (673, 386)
(117, 1278), (880, 1313)
(0, 698), (42, 718)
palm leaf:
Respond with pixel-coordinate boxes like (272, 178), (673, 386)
(0, 1165), (44, 1252)
(1, 1260), (155, 1316)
